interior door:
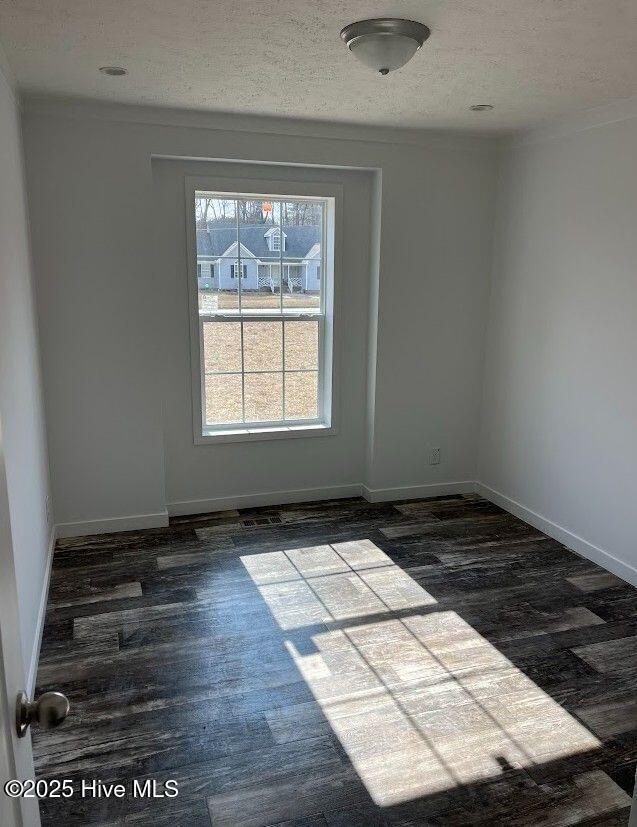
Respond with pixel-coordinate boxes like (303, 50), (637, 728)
(0, 414), (40, 827)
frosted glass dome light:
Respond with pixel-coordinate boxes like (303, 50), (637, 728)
(340, 18), (431, 75)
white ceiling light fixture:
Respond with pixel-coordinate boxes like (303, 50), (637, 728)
(340, 18), (431, 76)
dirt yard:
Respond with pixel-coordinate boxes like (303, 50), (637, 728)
(203, 318), (319, 424)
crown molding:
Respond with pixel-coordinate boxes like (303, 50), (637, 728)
(504, 94), (637, 150)
(20, 93), (501, 155)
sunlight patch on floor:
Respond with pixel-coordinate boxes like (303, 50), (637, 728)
(242, 539), (601, 807)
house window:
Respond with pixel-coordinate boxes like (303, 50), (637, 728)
(316, 265), (321, 282)
(197, 263), (202, 278)
(209, 264), (215, 278)
(189, 188), (334, 439)
(266, 228), (286, 252)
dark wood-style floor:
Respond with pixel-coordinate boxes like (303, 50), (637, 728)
(33, 495), (637, 826)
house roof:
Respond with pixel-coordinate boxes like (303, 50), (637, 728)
(196, 223), (320, 261)
(304, 243), (321, 261)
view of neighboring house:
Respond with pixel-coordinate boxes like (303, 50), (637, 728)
(196, 222), (321, 293)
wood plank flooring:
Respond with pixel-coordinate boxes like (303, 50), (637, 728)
(33, 495), (637, 825)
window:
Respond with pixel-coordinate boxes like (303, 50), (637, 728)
(265, 227), (286, 253)
(316, 265), (321, 283)
(188, 186), (334, 440)
(230, 264), (248, 279)
(197, 263), (202, 278)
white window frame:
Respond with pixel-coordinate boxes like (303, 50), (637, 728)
(185, 176), (341, 445)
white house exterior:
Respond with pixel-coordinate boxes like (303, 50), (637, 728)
(197, 222), (321, 294)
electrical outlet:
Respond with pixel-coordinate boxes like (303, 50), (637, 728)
(428, 447), (441, 465)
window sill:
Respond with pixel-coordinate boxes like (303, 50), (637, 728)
(195, 423), (336, 445)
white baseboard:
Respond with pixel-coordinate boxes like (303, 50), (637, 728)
(362, 480), (476, 503)
(168, 480), (478, 516)
(70, 481), (477, 524)
(53, 485), (637, 593)
(56, 510), (169, 539)
(168, 484), (362, 516)
(27, 524), (56, 695)
(476, 482), (637, 588)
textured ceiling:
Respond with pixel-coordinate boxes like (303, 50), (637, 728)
(1, 1), (636, 133)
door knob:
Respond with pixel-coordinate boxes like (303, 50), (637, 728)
(16, 690), (70, 737)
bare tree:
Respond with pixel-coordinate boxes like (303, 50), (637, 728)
(283, 201), (321, 226)
(195, 197), (237, 227)
(196, 197), (321, 228)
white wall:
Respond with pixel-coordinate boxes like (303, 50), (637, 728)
(479, 105), (637, 585)
(22, 99), (497, 531)
(154, 160), (372, 509)
(0, 52), (52, 684)
(23, 107), (168, 534)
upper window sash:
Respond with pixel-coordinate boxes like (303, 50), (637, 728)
(196, 192), (327, 318)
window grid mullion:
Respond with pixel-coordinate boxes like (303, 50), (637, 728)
(280, 202), (285, 419)
(200, 312), (321, 322)
(204, 368), (317, 377)
(281, 321), (286, 420)
(236, 201), (246, 423)
(236, 199), (242, 313)
(279, 202), (284, 315)
(239, 321), (246, 424)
